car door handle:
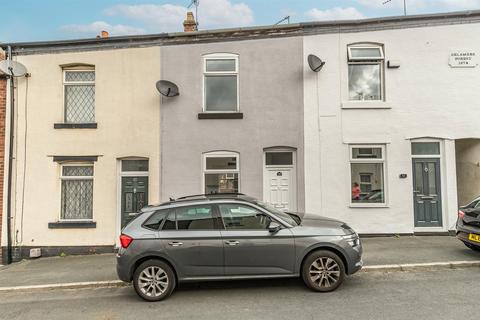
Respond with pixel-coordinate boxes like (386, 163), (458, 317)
(168, 241), (183, 247)
(225, 240), (240, 246)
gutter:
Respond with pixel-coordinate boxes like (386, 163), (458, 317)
(5, 46), (13, 264)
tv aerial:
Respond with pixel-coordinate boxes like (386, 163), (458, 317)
(187, 0), (200, 29)
(0, 60), (28, 77)
(382, 0), (407, 16)
(156, 80), (180, 97)
(307, 54), (325, 72)
(274, 16), (290, 25)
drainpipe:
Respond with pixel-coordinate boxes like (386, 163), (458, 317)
(5, 45), (14, 264)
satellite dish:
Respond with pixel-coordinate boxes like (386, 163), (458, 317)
(307, 54), (325, 72)
(0, 60), (28, 77)
(156, 80), (179, 97)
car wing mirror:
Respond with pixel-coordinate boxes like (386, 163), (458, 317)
(268, 221), (282, 233)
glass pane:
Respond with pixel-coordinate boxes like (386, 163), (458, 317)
(63, 166), (93, 177)
(205, 173), (238, 194)
(206, 59), (236, 72)
(206, 157), (237, 170)
(348, 64), (381, 101)
(162, 211), (177, 230)
(265, 152), (293, 166)
(176, 205), (216, 230)
(411, 142), (440, 155)
(65, 71), (95, 82)
(414, 162), (424, 194)
(205, 75), (237, 111)
(122, 160), (149, 172)
(351, 163), (384, 203)
(65, 85), (95, 123)
(61, 179), (93, 219)
(143, 210), (168, 230)
(350, 47), (382, 59)
(427, 163), (437, 195)
(219, 204), (271, 230)
(352, 147), (382, 159)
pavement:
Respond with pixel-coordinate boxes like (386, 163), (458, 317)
(0, 269), (476, 320)
(0, 235), (479, 291)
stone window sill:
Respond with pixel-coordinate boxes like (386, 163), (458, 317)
(48, 221), (96, 229)
(198, 112), (243, 119)
(341, 101), (391, 110)
(54, 123), (98, 129)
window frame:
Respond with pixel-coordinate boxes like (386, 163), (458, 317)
(349, 145), (387, 207)
(63, 69), (96, 123)
(59, 163), (94, 222)
(202, 53), (239, 113)
(347, 44), (385, 102)
(203, 151), (240, 194)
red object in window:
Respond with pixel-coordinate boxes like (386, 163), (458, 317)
(120, 234), (133, 248)
(458, 210), (465, 219)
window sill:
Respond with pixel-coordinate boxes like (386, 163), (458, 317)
(341, 101), (391, 110)
(48, 221), (96, 229)
(349, 204), (389, 208)
(198, 112), (243, 119)
(54, 123), (97, 129)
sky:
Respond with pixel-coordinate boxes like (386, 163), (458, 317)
(1, 0), (480, 42)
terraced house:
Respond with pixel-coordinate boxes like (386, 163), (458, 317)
(1, 10), (480, 263)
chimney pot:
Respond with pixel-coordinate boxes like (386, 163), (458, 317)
(101, 30), (109, 38)
(183, 12), (197, 32)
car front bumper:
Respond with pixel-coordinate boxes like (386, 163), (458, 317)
(456, 218), (480, 247)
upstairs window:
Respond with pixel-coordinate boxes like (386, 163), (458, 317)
(203, 54), (239, 112)
(63, 69), (95, 123)
(347, 44), (384, 101)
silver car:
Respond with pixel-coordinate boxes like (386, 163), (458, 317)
(116, 194), (363, 301)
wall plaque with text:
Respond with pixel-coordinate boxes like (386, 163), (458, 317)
(449, 51), (477, 68)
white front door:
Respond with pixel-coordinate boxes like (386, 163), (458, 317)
(263, 150), (296, 211)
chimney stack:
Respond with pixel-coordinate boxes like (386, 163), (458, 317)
(100, 30), (109, 38)
(183, 12), (197, 32)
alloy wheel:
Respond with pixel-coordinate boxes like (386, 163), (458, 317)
(309, 257), (341, 288)
(138, 266), (169, 297)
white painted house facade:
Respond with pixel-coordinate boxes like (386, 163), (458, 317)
(303, 14), (480, 234)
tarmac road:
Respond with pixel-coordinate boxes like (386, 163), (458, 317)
(0, 268), (475, 320)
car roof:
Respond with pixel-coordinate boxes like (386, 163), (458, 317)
(142, 193), (258, 210)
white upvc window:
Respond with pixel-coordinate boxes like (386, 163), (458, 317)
(203, 53), (239, 112)
(347, 44), (385, 101)
(350, 145), (386, 206)
(203, 151), (239, 194)
(63, 69), (95, 123)
(60, 164), (94, 221)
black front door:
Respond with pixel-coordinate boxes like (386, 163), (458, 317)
(412, 158), (442, 227)
(121, 176), (148, 228)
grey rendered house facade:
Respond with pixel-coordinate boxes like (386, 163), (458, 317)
(160, 37), (305, 212)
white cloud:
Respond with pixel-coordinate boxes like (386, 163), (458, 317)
(305, 7), (366, 21)
(104, 0), (254, 32)
(357, 0), (480, 10)
(61, 21), (145, 36)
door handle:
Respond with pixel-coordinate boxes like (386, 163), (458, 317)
(421, 196), (434, 200)
(168, 241), (183, 247)
(225, 240), (240, 246)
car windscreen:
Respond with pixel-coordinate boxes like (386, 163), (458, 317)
(255, 201), (298, 226)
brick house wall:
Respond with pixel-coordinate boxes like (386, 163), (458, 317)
(0, 50), (6, 263)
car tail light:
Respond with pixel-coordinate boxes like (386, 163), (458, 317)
(120, 234), (133, 249)
(458, 210), (465, 219)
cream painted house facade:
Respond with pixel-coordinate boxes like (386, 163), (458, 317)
(1, 46), (161, 261)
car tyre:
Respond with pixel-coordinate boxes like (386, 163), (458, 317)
(463, 241), (480, 252)
(302, 250), (345, 292)
(133, 259), (176, 302)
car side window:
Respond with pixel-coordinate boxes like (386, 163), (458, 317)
(162, 205), (216, 230)
(143, 209), (169, 230)
(219, 204), (272, 230)
(474, 201), (480, 209)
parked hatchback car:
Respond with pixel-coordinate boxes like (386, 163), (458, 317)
(117, 194), (363, 301)
(457, 196), (480, 252)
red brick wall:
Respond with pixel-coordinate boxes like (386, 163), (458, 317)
(0, 51), (6, 263)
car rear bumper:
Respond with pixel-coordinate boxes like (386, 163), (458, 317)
(116, 250), (133, 282)
(456, 219), (480, 247)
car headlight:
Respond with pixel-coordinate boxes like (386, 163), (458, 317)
(342, 233), (360, 247)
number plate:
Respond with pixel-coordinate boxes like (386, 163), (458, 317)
(468, 233), (480, 243)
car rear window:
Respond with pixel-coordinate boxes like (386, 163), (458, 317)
(143, 209), (169, 230)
